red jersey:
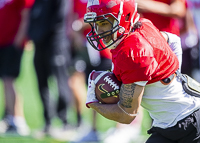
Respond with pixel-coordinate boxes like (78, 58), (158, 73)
(111, 18), (179, 84)
(0, 0), (34, 47)
(141, 0), (185, 36)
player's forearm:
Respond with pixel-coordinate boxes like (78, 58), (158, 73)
(14, 8), (30, 47)
(136, 0), (186, 18)
(89, 103), (135, 124)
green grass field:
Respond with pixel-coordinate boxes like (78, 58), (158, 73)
(0, 48), (151, 143)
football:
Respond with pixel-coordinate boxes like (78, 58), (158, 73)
(92, 71), (122, 104)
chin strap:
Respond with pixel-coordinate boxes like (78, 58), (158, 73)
(108, 35), (126, 50)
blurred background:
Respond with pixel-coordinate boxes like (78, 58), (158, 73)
(0, 0), (199, 143)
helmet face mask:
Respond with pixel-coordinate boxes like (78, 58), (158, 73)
(85, 13), (124, 51)
(84, 0), (138, 51)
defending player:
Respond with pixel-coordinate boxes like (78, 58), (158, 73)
(84, 0), (200, 142)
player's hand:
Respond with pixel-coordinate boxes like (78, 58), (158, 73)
(86, 70), (99, 108)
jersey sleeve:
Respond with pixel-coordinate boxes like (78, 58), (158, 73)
(115, 35), (158, 84)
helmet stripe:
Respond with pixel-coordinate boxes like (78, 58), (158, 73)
(117, 1), (124, 23)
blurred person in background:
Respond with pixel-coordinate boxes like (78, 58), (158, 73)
(181, 0), (200, 81)
(0, 0), (33, 136)
(28, 0), (73, 136)
(136, 0), (186, 36)
(66, 0), (113, 142)
(66, 0), (88, 130)
(179, 0), (199, 77)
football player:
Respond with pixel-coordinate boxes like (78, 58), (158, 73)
(84, 0), (200, 142)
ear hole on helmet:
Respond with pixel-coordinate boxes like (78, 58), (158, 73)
(125, 13), (130, 21)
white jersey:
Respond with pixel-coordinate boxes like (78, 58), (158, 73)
(141, 76), (200, 129)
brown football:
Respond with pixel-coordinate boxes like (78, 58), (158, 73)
(92, 71), (122, 104)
